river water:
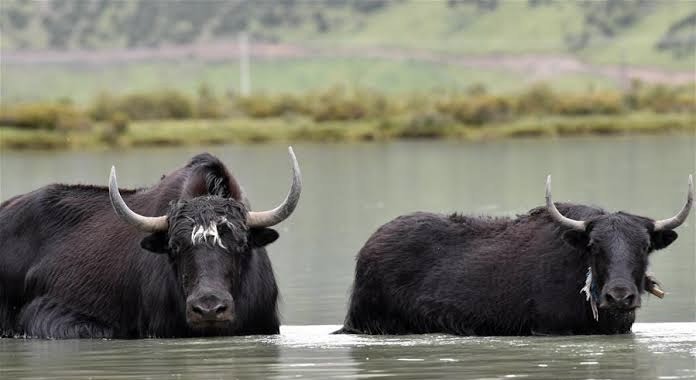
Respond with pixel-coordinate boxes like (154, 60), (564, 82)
(1, 135), (695, 379)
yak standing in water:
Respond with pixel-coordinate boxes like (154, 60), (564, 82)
(0, 148), (301, 339)
(341, 176), (692, 336)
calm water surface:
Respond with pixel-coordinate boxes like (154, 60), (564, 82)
(1, 135), (695, 379)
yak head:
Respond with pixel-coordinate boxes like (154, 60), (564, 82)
(545, 175), (692, 313)
(109, 148), (301, 331)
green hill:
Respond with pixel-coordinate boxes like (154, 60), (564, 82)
(1, 0), (694, 104)
(2, 0), (694, 68)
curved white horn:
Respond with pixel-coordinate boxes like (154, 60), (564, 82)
(247, 147), (302, 228)
(109, 166), (168, 232)
(654, 175), (694, 231)
(546, 175), (586, 231)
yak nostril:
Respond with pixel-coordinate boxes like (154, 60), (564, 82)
(605, 293), (616, 304)
(191, 304), (206, 315)
(604, 287), (638, 308)
(214, 304), (227, 314)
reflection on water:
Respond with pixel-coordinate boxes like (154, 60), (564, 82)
(1, 135), (695, 378)
(1, 324), (695, 379)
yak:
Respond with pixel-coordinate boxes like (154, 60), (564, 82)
(0, 147), (301, 339)
(340, 175), (692, 336)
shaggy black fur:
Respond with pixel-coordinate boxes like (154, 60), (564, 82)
(341, 203), (679, 336)
(0, 153), (280, 338)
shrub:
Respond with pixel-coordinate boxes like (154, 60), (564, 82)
(634, 84), (696, 113)
(554, 92), (624, 115)
(0, 103), (90, 130)
(398, 111), (455, 138)
(88, 90), (194, 120)
(100, 112), (129, 145)
(237, 93), (303, 118)
(516, 83), (557, 114)
(196, 84), (226, 119)
(308, 87), (370, 122)
(436, 95), (514, 125)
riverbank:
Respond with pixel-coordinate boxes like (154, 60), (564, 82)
(1, 112), (692, 150)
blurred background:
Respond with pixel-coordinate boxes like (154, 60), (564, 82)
(0, 0), (694, 148)
(0, 0), (695, 324)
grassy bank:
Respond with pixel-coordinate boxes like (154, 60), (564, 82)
(1, 112), (692, 150)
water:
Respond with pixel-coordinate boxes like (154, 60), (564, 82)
(0, 324), (694, 379)
(1, 135), (695, 379)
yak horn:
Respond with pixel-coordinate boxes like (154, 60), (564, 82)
(109, 166), (169, 232)
(247, 147), (302, 228)
(653, 175), (694, 231)
(546, 175), (586, 231)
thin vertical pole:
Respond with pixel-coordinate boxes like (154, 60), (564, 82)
(239, 33), (251, 96)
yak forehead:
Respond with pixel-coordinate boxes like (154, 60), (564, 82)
(589, 213), (651, 253)
(168, 196), (249, 248)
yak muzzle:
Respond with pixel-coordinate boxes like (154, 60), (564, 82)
(186, 293), (235, 326)
(600, 283), (641, 310)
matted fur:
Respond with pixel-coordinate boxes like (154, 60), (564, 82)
(341, 203), (678, 336)
(0, 153), (280, 338)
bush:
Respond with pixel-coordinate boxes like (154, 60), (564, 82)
(516, 83), (557, 114)
(88, 90), (194, 120)
(196, 84), (226, 119)
(634, 84), (696, 113)
(100, 112), (129, 145)
(554, 92), (624, 115)
(436, 95), (514, 125)
(237, 93), (304, 118)
(307, 87), (370, 122)
(0, 103), (90, 130)
(398, 111), (455, 138)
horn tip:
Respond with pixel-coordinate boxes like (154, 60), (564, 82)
(109, 166), (117, 185)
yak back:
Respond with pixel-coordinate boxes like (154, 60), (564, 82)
(346, 203), (609, 335)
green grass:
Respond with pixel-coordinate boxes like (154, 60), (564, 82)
(3, 58), (625, 105)
(583, 1), (696, 69)
(4, 1), (693, 70)
(282, 1), (694, 69)
(1, 112), (692, 151)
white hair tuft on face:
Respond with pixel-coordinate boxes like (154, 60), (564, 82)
(191, 219), (230, 249)
(580, 266), (599, 321)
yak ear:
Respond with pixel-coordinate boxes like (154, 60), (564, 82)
(651, 230), (678, 251)
(562, 230), (590, 250)
(250, 228), (279, 248)
(140, 231), (170, 254)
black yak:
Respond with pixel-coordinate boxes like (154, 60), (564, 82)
(341, 175), (692, 335)
(0, 148), (301, 338)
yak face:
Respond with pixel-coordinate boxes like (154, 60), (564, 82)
(140, 196), (279, 331)
(545, 174), (691, 317)
(109, 148), (302, 334)
(563, 213), (678, 312)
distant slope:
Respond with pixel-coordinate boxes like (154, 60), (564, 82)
(1, 0), (694, 69)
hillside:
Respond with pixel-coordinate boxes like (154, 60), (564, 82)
(2, 0), (694, 69)
(1, 0), (694, 104)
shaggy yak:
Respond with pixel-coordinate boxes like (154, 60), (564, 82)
(341, 175), (692, 335)
(0, 148), (301, 339)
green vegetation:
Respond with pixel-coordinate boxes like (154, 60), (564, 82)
(1, 82), (693, 150)
(3, 1), (693, 106)
(2, 59), (572, 105)
(2, 0), (694, 68)
(1, 112), (692, 150)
